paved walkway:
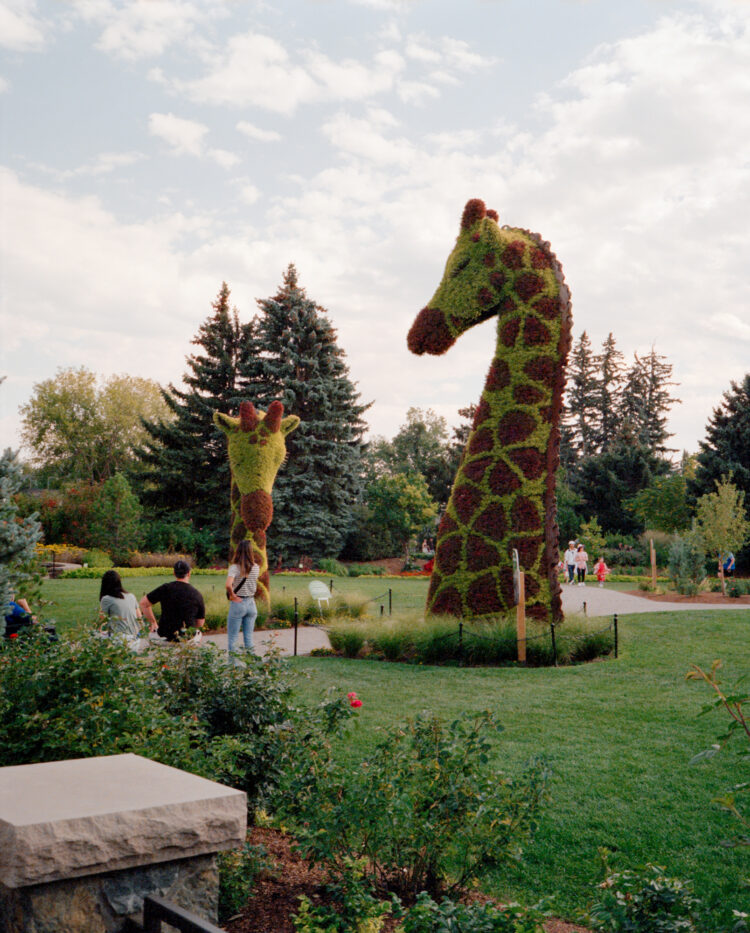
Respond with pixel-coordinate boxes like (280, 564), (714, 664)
(560, 583), (750, 617)
(202, 587), (750, 657)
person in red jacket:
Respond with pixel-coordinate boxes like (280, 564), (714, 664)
(594, 557), (611, 587)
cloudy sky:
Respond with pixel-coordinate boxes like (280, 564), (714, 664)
(2, 0), (749, 459)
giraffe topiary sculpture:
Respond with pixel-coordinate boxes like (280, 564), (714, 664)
(214, 400), (300, 612)
(407, 199), (572, 624)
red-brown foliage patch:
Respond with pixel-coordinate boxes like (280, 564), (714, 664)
(264, 400), (283, 433)
(469, 427), (494, 455)
(500, 317), (520, 347)
(482, 251), (496, 267)
(438, 512), (458, 536)
(497, 411), (536, 445)
(241, 489), (273, 531)
(240, 401), (259, 432)
(489, 270), (506, 292)
(407, 307), (456, 356)
(523, 317), (552, 347)
(514, 272), (545, 302)
(472, 399), (491, 427)
(502, 240), (526, 269)
(511, 497), (542, 532)
(513, 384), (545, 406)
(524, 355), (556, 386)
(254, 530), (267, 548)
(467, 574), (504, 614)
(461, 199), (486, 229)
(466, 535), (501, 572)
(508, 447), (544, 479)
(533, 296), (559, 320)
(430, 584), (463, 616)
(528, 603), (549, 622)
(473, 501), (509, 538)
(231, 520), (248, 547)
(477, 286), (494, 307)
(485, 358), (510, 391)
(531, 247), (552, 269)
(509, 535), (543, 568)
(453, 484), (482, 525)
(462, 456), (492, 483)
(436, 534), (462, 576)
(486, 208), (499, 221)
(488, 461), (521, 496)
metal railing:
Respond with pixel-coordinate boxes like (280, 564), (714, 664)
(125, 894), (226, 933)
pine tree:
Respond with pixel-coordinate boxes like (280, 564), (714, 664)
(0, 448), (42, 620)
(619, 349), (679, 454)
(252, 264), (370, 562)
(565, 332), (600, 460)
(691, 374), (750, 505)
(135, 283), (257, 560)
(595, 333), (625, 452)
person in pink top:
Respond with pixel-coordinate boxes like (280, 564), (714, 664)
(594, 557), (610, 587)
(575, 544), (589, 586)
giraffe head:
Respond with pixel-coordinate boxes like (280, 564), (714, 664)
(407, 198), (521, 355)
(213, 400), (300, 496)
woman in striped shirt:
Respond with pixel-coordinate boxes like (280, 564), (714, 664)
(225, 540), (260, 658)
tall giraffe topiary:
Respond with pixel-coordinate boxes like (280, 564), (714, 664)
(407, 199), (572, 624)
(214, 400), (300, 611)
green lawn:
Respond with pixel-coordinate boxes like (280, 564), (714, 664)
(287, 609), (750, 925)
(33, 575), (750, 924)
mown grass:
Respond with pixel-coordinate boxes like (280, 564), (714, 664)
(289, 609), (750, 926)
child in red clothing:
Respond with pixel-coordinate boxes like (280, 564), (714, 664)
(594, 557), (610, 587)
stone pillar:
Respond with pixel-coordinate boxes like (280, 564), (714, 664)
(0, 754), (247, 933)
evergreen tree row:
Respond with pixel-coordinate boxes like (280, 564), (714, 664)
(134, 266), (369, 564)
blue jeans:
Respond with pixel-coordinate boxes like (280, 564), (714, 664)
(227, 597), (257, 655)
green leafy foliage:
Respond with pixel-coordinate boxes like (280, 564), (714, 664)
(363, 473), (437, 558)
(293, 860), (397, 933)
(275, 710), (549, 901)
(87, 472), (142, 564)
(586, 863), (703, 932)
(398, 891), (546, 933)
(667, 531), (706, 596)
(218, 842), (272, 922)
(627, 474), (691, 534)
(694, 476), (750, 569)
(0, 448), (42, 619)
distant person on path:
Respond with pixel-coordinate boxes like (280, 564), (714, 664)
(563, 541), (577, 585)
(723, 552), (735, 578)
(575, 544), (589, 586)
(594, 557), (611, 587)
(99, 570), (141, 643)
(140, 560), (205, 642)
(225, 540), (260, 658)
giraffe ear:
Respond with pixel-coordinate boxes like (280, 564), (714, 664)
(486, 209), (499, 222)
(264, 400), (284, 433)
(213, 411), (236, 434)
(461, 199), (486, 230)
(281, 414), (300, 437)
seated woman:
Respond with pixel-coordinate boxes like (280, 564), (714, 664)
(99, 570), (142, 646)
(4, 593), (36, 637)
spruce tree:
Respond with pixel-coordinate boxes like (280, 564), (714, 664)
(595, 333), (625, 452)
(565, 331), (600, 460)
(619, 349), (679, 454)
(135, 283), (257, 560)
(691, 375), (750, 505)
(252, 264), (369, 562)
(0, 448), (42, 621)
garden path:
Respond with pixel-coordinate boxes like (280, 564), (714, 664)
(561, 583), (750, 616)
(202, 625), (331, 656)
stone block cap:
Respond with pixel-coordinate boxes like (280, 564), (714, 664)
(0, 754), (247, 888)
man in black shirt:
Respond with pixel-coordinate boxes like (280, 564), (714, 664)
(140, 560), (205, 641)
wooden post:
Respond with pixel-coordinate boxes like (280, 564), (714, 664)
(516, 571), (526, 663)
(650, 538), (657, 587)
(719, 557), (726, 597)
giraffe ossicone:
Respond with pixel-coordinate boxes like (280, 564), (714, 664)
(408, 199), (572, 624)
(213, 400), (300, 611)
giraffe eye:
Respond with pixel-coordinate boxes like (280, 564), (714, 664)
(451, 257), (471, 278)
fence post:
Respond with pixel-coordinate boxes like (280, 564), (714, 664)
(330, 578), (333, 592)
(650, 539), (657, 588)
(293, 597), (299, 657)
(516, 571), (526, 663)
(550, 623), (558, 667)
(583, 600), (587, 616)
(614, 613), (618, 659)
(389, 588), (392, 616)
(380, 604), (384, 617)
(458, 620), (464, 665)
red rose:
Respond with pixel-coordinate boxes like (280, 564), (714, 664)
(350, 698), (363, 708)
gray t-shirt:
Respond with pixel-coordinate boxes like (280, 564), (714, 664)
(227, 563), (260, 599)
(100, 593), (140, 638)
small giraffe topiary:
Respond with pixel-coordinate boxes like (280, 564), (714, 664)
(407, 199), (572, 624)
(213, 400), (300, 611)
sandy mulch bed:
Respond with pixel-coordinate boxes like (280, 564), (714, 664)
(224, 828), (591, 933)
(626, 589), (750, 604)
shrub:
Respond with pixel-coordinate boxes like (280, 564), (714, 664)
(348, 564), (385, 577)
(218, 841), (272, 922)
(83, 548), (113, 568)
(274, 710), (550, 900)
(128, 550), (193, 568)
(316, 558), (348, 576)
(399, 892), (546, 932)
(36, 543), (87, 564)
(668, 531), (706, 595)
(585, 863), (703, 932)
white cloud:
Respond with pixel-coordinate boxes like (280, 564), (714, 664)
(236, 121), (282, 143)
(208, 148), (241, 169)
(71, 0), (210, 60)
(149, 112), (208, 155)
(239, 184), (260, 205)
(0, 76), (8, 93)
(0, 0), (46, 51)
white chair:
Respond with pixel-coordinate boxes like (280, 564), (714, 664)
(308, 580), (332, 613)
